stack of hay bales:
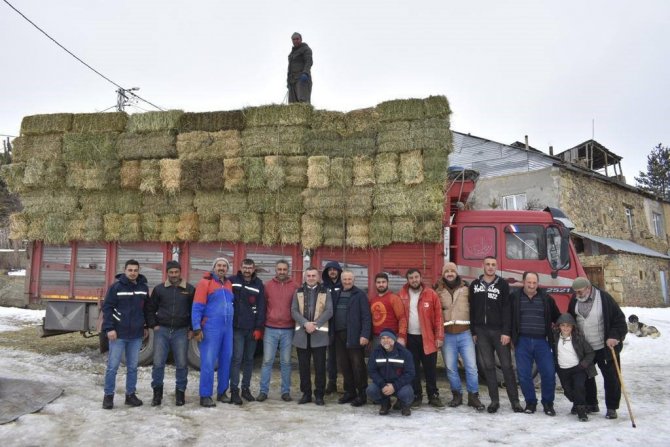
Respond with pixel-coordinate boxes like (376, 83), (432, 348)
(2, 96), (451, 248)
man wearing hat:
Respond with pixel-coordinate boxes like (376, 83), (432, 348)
(145, 260), (196, 406)
(192, 257), (235, 407)
(568, 277), (627, 419)
(287, 32), (313, 104)
(366, 329), (415, 416)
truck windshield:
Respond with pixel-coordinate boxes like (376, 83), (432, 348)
(505, 225), (544, 260)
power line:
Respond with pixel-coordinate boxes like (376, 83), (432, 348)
(2, 0), (164, 112)
(0, 134), (18, 138)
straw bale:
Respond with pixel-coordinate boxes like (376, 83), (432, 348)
(194, 191), (246, 217)
(410, 117), (451, 142)
(352, 155), (375, 186)
(423, 148), (449, 183)
(218, 214), (241, 241)
(346, 217), (369, 248)
(20, 113), (72, 136)
(199, 159), (225, 190)
(346, 187), (373, 217)
(141, 213), (162, 241)
(71, 112), (128, 133)
(369, 215), (392, 247)
(302, 188), (345, 218)
(160, 159), (181, 193)
(376, 98), (425, 122)
(43, 214), (70, 244)
(20, 190), (78, 214)
(178, 111), (245, 132)
(400, 150), (425, 185)
(0, 163), (26, 193)
(23, 160), (66, 189)
(240, 212), (262, 243)
(26, 213), (45, 241)
(392, 217), (416, 243)
(307, 156), (330, 189)
(375, 153), (399, 184)
(246, 191), (274, 214)
(9, 213), (29, 240)
(330, 157), (353, 189)
(423, 95), (452, 119)
(342, 130), (377, 155)
(126, 110), (183, 133)
(62, 132), (118, 161)
(244, 103), (313, 127)
(323, 219), (345, 247)
(274, 187), (304, 214)
(285, 156), (307, 187)
(301, 215), (322, 248)
(376, 121), (410, 147)
(198, 214), (220, 242)
(377, 119), (449, 153)
(304, 130), (342, 156)
(416, 218), (442, 242)
(278, 214), (301, 245)
(104, 213), (141, 242)
(311, 110), (347, 133)
(66, 160), (119, 190)
(262, 213), (279, 246)
(224, 157), (246, 191)
(373, 184), (444, 218)
(178, 159), (200, 190)
(12, 134), (62, 163)
(344, 108), (379, 134)
(177, 212), (199, 241)
(116, 131), (177, 160)
(68, 213), (104, 242)
(79, 190), (142, 214)
(139, 160), (162, 194)
(142, 191), (195, 215)
(245, 157), (266, 189)
(120, 160), (142, 189)
(177, 130), (241, 160)
(265, 155), (286, 191)
(241, 126), (307, 156)
(160, 214), (180, 242)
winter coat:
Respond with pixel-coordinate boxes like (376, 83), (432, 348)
(264, 276), (299, 329)
(370, 291), (406, 337)
(552, 327), (598, 379)
(435, 276), (471, 334)
(321, 261), (342, 300)
(568, 287), (628, 344)
(367, 342), (415, 391)
(335, 285), (372, 348)
(230, 271), (266, 330)
(145, 279), (195, 330)
(510, 287), (561, 345)
(398, 283), (444, 355)
(102, 273), (149, 339)
(192, 272), (234, 331)
(469, 274), (511, 336)
(287, 42), (313, 83)
(291, 283), (333, 349)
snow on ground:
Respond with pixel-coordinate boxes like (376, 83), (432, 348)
(6, 269), (26, 277)
(0, 306), (43, 332)
(1, 306), (669, 447)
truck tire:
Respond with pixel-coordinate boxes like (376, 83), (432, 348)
(137, 328), (155, 366)
(99, 331), (109, 354)
(187, 338), (202, 371)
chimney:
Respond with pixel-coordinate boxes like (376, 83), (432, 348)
(524, 135), (529, 151)
(549, 145), (554, 156)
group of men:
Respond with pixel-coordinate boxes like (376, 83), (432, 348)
(101, 255), (627, 421)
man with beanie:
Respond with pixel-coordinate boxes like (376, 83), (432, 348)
(229, 258), (266, 405)
(568, 276), (627, 419)
(192, 257), (235, 407)
(367, 329), (415, 416)
(287, 32), (313, 104)
(145, 260), (195, 406)
(322, 261), (343, 394)
(435, 262), (484, 411)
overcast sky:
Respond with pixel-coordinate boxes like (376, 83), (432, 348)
(1, 0), (668, 183)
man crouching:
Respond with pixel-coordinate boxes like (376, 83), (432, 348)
(366, 329), (415, 416)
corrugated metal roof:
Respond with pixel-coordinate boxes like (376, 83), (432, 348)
(573, 231), (670, 260)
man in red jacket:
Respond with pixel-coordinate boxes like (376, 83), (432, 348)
(398, 269), (445, 408)
(257, 260), (299, 402)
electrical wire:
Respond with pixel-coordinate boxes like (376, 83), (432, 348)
(2, 0), (164, 111)
(0, 134), (18, 138)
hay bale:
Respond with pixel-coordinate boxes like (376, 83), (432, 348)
(373, 184), (444, 218)
(285, 156), (307, 187)
(244, 103), (313, 127)
(416, 218), (442, 242)
(218, 214), (240, 241)
(301, 215), (322, 248)
(311, 110), (347, 133)
(120, 160), (142, 189)
(23, 160), (66, 189)
(375, 153), (399, 184)
(323, 219), (345, 247)
(330, 157), (353, 189)
(245, 157), (266, 190)
(302, 188), (345, 218)
(400, 150), (424, 185)
(116, 131), (177, 160)
(20, 190), (78, 214)
(346, 217), (369, 248)
(240, 212), (262, 243)
(62, 132), (118, 161)
(369, 215), (392, 247)
(246, 192), (273, 214)
(376, 98), (425, 122)
(344, 108), (379, 134)
(71, 112), (128, 133)
(194, 191), (246, 217)
(20, 113), (72, 136)
(262, 213), (279, 246)
(307, 156), (330, 189)
(304, 130), (343, 156)
(79, 190), (142, 214)
(104, 213), (141, 241)
(392, 217), (416, 243)
(160, 159), (181, 193)
(265, 155), (286, 191)
(423, 148), (449, 183)
(159, 214), (180, 242)
(241, 126), (307, 156)
(178, 159), (200, 190)
(198, 159), (225, 190)
(224, 157), (246, 191)
(342, 130), (377, 156)
(12, 134), (62, 163)
(66, 160), (120, 190)
(409, 118), (451, 146)
(139, 160), (162, 194)
(177, 212), (199, 241)
(353, 156), (375, 186)
(141, 213), (162, 240)
(0, 163), (26, 193)
(68, 213), (104, 241)
(178, 111), (245, 132)
(198, 214), (220, 242)
(177, 130), (241, 160)
(423, 95), (452, 119)
(278, 214), (301, 245)
(44, 214), (70, 244)
(346, 187), (373, 217)
(26, 213), (45, 241)
(8, 213), (29, 240)
(126, 110), (183, 133)
(142, 191), (194, 215)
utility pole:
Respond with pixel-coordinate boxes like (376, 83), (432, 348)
(116, 87), (140, 112)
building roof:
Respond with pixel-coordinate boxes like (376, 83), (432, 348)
(572, 231), (670, 260)
(555, 139), (622, 170)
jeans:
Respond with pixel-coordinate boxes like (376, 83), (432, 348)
(441, 330), (479, 394)
(151, 326), (189, 391)
(474, 326), (520, 404)
(406, 334), (439, 398)
(104, 337), (142, 395)
(199, 319), (233, 398)
(259, 327), (294, 395)
(515, 336), (556, 405)
(230, 328), (257, 391)
(586, 345), (622, 410)
(366, 382), (414, 407)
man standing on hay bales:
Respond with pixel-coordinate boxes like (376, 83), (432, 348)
(192, 257), (235, 407)
(291, 267), (333, 405)
(398, 269), (445, 408)
(229, 258), (266, 405)
(322, 261), (343, 395)
(101, 259), (149, 410)
(287, 32), (313, 104)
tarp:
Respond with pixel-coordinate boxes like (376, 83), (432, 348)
(0, 377), (63, 424)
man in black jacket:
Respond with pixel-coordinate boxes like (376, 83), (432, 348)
(287, 32), (313, 104)
(145, 260), (195, 407)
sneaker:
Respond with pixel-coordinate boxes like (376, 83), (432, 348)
(230, 389), (243, 405)
(200, 397), (216, 407)
(102, 394), (114, 410)
(217, 392), (231, 403)
(256, 392), (268, 402)
(281, 393), (293, 402)
(379, 400), (391, 415)
(125, 393), (143, 407)
(487, 401), (500, 414)
(175, 389), (185, 406)
(524, 403), (537, 414)
(338, 392), (356, 404)
(428, 395), (445, 408)
(401, 406), (412, 416)
(241, 388), (256, 402)
(411, 396), (422, 408)
(298, 393), (312, 404)
(543, 402), (556, 416)
(605, 409), (618, 419)
(511, 401), (524, 413)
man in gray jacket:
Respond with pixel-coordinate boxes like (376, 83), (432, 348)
(291, 267), (333, 405)
(287, 32), (313, 104)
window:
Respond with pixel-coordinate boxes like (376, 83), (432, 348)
(502, 193), (527, 211)
(505, 225), (545, 260)
(624, 207), (633, 230)
(652, 212), (664, 237)
(461, 226), (496, 259)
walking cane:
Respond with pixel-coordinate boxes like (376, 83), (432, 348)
(609, 345), (636, 428)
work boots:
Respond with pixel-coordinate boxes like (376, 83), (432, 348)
(151, 386), (163, 406)
(350, 389), (367, 407)
(241, 388), (256, 402)
(576, 405), (589, 422)
(447, 391), (462, 407)
(175, 389), (185, 406)
(468, 392), (485, 412)
(125, 393), (143, 407)
(379, 399), (391, 415)
(230, 389), (243, 405)
(102, 394), (114, 410)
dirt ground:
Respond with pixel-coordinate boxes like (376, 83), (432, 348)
(0, 274), (27, 308)
(0, 325), (98, 355)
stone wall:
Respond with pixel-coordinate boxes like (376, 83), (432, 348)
(470, 166), (561, 210)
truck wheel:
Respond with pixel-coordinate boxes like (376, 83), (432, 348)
(187, 338), (202, 370)
(99, 331), (109, 354)
(137, 328), (155, 366)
